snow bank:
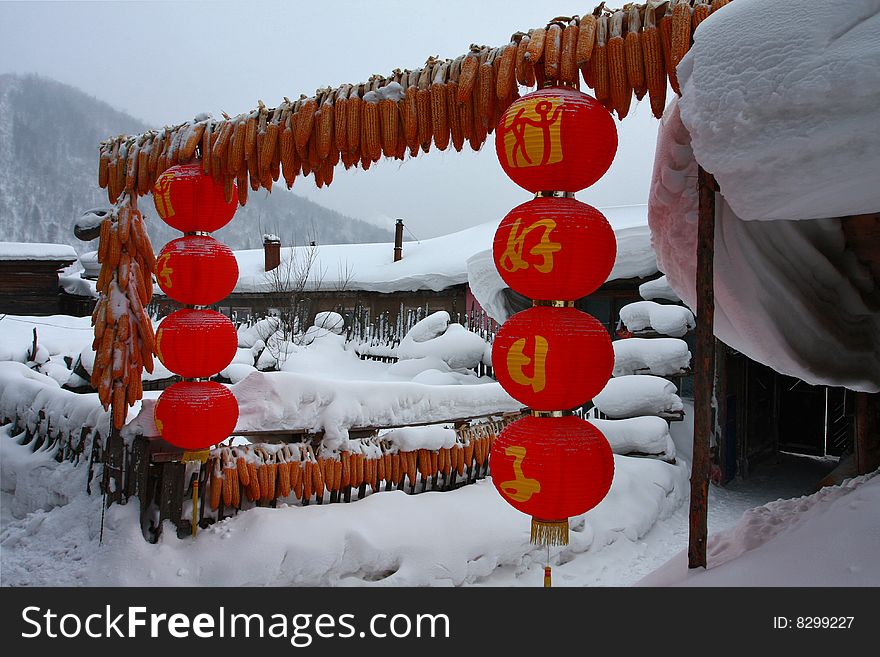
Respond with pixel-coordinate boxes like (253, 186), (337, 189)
(0, 242), (77, 261)
(649, 100), (880, 391)
(123, 371), (522, 449)
(381, 425), (456, 451)
(678, 0), (880, 222)
(0, 442), (687, 586)
(619, 301), (695, 337)
(593, 375), (684, 419)
(638, 275), (681, 302)
(0, 361), (109, 441)
(639, 470), (880, 587)
(397, 311), (487, 370)
(588, 416), (676, 461)
(612, 338), (691, 377)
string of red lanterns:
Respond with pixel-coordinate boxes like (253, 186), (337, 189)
(151, 164), (240, 452)
(490, 86), (618, 559)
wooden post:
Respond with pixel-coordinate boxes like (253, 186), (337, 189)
(103, 426), (125, 506)
(689, 167), (717, 569)
(854, 393), (879, 475)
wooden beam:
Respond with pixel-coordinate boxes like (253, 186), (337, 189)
(854, 392), (879, 475)
(689, 167), (717, 569)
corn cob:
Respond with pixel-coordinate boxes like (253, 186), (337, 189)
(316, 98), (334, 161)
(124, 142), (139, 193)
(515, 35), (535, 87)
(671, 0), (692, 83)
(136, 142), (150, 195)
(591, 15), (610, 101)
(380, 97), (400, 156)
(303, 460), (314, 500)
(98, 142), (110, 188)
(334, 86), (349, 153)
(457, 49), (480, 103)
(200, 121), (213, 176)
(362, 95), (382, 162)
(560, 22), (579, 85)
(210, 459), (222, 510)
(383, 453), (392, 485)
(266, 462), (278, 501)
(543, 23), (562, 82)
(711, 0), (731, 12)
(625, 7), (647, 101)
(222, 464), (234, 506)
(261, 121), (279, 180)
(692, 1), (710, 29)
(356, 453), (366, 489)
(364, 457), (375, 490)
(228, 119), (246, 176)
(639, 5), (666, 119)
(407, 451), (418, 486)
(236, 455), (249, 485)
(290, 460), (303, 499)
(180, 122), (205, 163)
(525, 27), (546, 65)
(608, 11), (631, 119)
(313, 456), (326, 499)
(455, 445), (465, 476)
(464, 441), (475, 469)
(495, 43), (517, 100)
(477, 49), (495, 130)
(401, 81), (419, 153)
(340, 451), (351, 488)
(430, 62), (449, 151)
(112, 383), (126, 429)
(659, 4), (680, 95)
(577, 13), (598, 66)
(469, 69), (486, 151)
(414, 65), (433, 153)
(293, 98), (316, 154)
(280, 117), (296, 188)
(346, 86), (362, 156)
(333, 459), (343, 491)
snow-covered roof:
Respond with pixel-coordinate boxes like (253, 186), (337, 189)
(231, 205), (655, 295)
(677, 0), (880, 222)
(0, 242), (77, 262)
(648, 0), (880, 393)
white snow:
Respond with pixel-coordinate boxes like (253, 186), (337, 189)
(592, 375), (684, 419)
(0, 241), (77, 261)
(649, 99), (880, 391)
(123, 371), (522, 450)
(639, 470), (880, 587)
(638, 275), (681, 302)
(619, 301), (695, 337)
(588, 416), (676, 461)
(677, 0), (880, 222)
(396, 311), (486, 370)
(381, 424), (457, 452)
(612, 337), (691, 377)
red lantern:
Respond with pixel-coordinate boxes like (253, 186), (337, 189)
(493, 197), (617, 300)
(495, 87), (617, 193)
(492, 306), (613, 410)
(490, 414), (614, 545)
(152, 164), (238, 233)
(154, 381), (239, 450)
(156, 235), (238, 305)
(156, 309), (238, 378)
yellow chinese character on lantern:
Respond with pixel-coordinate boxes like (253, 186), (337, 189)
(157, 252), (174, 289)
(500, 445), (541, 502)
(498, 218), (562, 274)
(502, 97), (564, 169)
(507, 335), (548, 393)
(153, 174), (176, 219)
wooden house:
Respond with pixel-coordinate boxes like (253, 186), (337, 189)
(0, 242), (78, 315)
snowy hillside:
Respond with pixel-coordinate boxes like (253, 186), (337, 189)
(0, 74), (390, 253)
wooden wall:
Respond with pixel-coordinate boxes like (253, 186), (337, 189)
(0, 260), (75, 315)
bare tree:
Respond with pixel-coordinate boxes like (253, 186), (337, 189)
(258, 239), (323, 368)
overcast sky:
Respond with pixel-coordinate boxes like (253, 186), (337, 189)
(0, 0), (660, 238)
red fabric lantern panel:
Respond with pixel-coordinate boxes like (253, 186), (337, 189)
(152, 164), (238, 233)
(490, 414), (614, 538)
(493, 197), (617, 301)
(156, 309), (238, 378)
(495, 87), (617, 193)
(492, 306), (613, 410)
(156, 235), (238, 305)
(154, 381), (239, 450)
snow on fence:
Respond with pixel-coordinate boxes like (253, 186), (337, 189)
(0, 361), (109, 490)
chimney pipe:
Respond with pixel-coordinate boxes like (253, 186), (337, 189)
(263, 235), (281, 272)
(393, 219), (404, 262)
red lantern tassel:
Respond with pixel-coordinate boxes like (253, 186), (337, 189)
(531, 517), (569, 547)
(543, 566), (552, 588)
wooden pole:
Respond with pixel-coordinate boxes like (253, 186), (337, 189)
(689, 167), (717, 569)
